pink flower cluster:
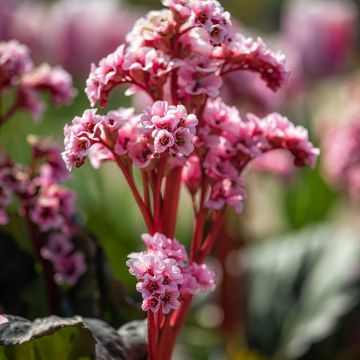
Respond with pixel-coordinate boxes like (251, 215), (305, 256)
(41, 233), (86, 286)
(84, 0), (287, 110)
(62, 102), (198, 171)
(181, 98), (319, 213)
(322, 118), (360, 200)
(127, 232), (215, 314)
(0, 40), (75, 121)
(0, 40), (32, 90)
(0, 138), (85, 287)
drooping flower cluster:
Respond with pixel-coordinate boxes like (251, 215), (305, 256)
(0, 40), (75, 121)
(322, 117), (360, 200)
(0, 138), (86, 287)
(62, 102), (199, 171)
(180, 98), (319, 213)
(127, 233), (215, 314)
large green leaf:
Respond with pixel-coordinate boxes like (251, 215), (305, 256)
(0, 316), (147, 360)
(244, 225), (360, 359)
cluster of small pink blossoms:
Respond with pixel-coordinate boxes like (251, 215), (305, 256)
(62, 102), (198, 171)
(0, 138), (86, 286)
(127, 233), (215, 314)
(0, 40), (75, 122)
(63, 0), (319, 355)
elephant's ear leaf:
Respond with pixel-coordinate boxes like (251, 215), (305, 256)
(0, 316), (147, 360)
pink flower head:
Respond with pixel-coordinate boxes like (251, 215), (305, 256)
(206, 179), (245, 213)
(41, 233), (74, 261)
(29, 195), (63, 232)
(126, 10), (176, 51)
(322, 118), (360, 200)
(154, 129), (175, 153)
(142, 232), (188, 262)
(0, 40), (32, 89)
(85, 44), (126, 107)
(126, 252), (164, 280)
(214, 34), (289, 91)
(53, 251), (87, 286)
(140, 101), (198, 157)
(103, 107), (135, 132)
(136, 273), (166, 298)
(189, 263), (216, 291)
(282, 0), (357, 76)
(258, 112), (320, 167)
(141, 296), (161, 313)
(88, 143), (114, 169)
(160, 289), (180, 314)
(182, 154), (202, 194)
(20, 63), (76, 105)
(178, 56), (223, 98)
(114, 115), (139, 155)
(162, 0), (192, 20)
(128, 138), (153, 169)
(204, 98), (241, 134)
(0, 315), (8, 325)
(190, 0), (233, 46)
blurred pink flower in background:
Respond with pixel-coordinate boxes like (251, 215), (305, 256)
(322, 117), (360, 200)
(1, 0), (141, 78)
(282, 0), (358, 76)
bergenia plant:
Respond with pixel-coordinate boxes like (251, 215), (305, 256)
(63, 0), (319, 358)
(0, 40), (85, 313)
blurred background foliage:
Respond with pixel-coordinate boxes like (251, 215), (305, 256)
(1, 0), (360, 359)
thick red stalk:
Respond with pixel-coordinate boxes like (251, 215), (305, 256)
(112, 154), (154, 233)
(160, 167), (182, 239)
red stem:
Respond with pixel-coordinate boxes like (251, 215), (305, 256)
(154, 157), (167, 232)
(112, 153), (154, 233)
(160, 167), (182, 239)
(147, 311), (156, 360)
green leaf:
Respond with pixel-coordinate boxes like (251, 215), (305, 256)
(245, 225), (360, 359)
(0, 316), (147, 360)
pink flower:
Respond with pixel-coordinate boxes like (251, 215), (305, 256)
(214, 34), (289, 91)
(88, 143), (114, 169)
(189, 263), (216, 291)
(160, 289), (180, 314)
(142, 232), (188, 262)
(128, 139), (153, 169)
(258, 112), (320, 167)
(322, 118), (360, 200)
(29, 195), (64, 231)
(20, 63), (76, 105)
(103, 108), (135, 132)
(0, 40), (32, 89)
(178, 56), (223, 98)
(140, 101), (198, 157)
(282, 0), (357, 76)
(41, 233), (73, 261)
(136, 273), (166, 298)
(127, 252), (164, 280)
(154, 129), (175, 153)
(182, 155), (202, 194)
(206, 179), (245, 213)
(0, 315), (8, 325)
(162, 0), (192, 19)
(53, 251), (87, 286)
(126, 10), (176, 51)
(85, 44), (126, 107)
(141, 296), (161, 313)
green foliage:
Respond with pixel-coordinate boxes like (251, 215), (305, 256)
(245, 225), (360, 359)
